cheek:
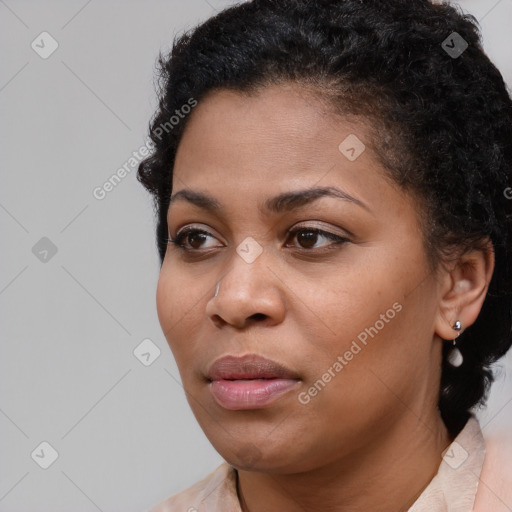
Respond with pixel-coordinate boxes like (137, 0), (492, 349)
(303, 257), (403, 338)
(156, 269), (173, 332)
(156, 266), (197, 351)
(307, 281), (435, 420)
(302, 284), (405, 379)
(156, 271), (195, 377)
(297, 246), (430, 384)
(156, 262), (217, 376)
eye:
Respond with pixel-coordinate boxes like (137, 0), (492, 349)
(168, 226), (222, 251)
(168, 225), (350, 254)
(286, 226), (349, 250)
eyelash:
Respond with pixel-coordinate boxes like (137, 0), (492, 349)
(167, 226), (350, 254)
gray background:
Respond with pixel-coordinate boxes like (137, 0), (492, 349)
(1, 1), (511, 511)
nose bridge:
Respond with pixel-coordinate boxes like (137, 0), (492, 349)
(223, 235), (271, 298)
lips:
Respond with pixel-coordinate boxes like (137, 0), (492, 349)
(207, 354), (299, 381)
(206, 354), (301, 410)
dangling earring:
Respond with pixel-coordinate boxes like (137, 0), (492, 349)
(447, 320), (463, 367)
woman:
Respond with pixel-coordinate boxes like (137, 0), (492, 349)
(138, 0), (512, 510)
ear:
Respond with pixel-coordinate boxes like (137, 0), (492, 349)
(434, 239), (495, 340)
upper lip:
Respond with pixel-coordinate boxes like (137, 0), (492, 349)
(206, 354), (300, 381)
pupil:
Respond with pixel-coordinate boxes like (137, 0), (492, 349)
(298, 231), (317, 248)
(190, 233), (206, 248)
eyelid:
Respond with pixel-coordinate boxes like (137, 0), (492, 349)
(290, 220), (352, 239)
(174, 223), (224, 241)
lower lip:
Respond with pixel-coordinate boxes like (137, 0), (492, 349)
(209, 378), (300, 410)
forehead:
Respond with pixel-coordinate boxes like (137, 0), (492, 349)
(174, 85), (375, 184)
(179, 86), (334, 163)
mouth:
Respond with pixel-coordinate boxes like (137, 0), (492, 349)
(206, 354), (301, 410)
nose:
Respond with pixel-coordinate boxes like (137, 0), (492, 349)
(205, 248), (286, 330)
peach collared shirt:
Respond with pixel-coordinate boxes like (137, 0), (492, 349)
(147, 416), (512, 511)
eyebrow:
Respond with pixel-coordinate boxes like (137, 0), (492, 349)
(168, 186), (370, 215)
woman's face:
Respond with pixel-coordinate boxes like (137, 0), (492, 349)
(156, 84), (445, 473)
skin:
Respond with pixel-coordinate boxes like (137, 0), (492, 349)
(156, 83), (494, 512)
(474, 433), (512, 511)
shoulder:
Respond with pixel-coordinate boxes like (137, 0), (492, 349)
(147, 462), (240, 512)
(473, 430), (512, 511)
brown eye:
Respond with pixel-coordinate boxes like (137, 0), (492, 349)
(288, 227), (349, 250)
(187, 232), (208, 249)
(296, 230), (319, 249)
(169, 228), (220, 251)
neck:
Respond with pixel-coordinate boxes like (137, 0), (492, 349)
(236, 413), (452, 512)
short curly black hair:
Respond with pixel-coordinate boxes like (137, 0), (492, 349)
(137, 0), (512, 437)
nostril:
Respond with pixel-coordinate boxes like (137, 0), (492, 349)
(250, 313), (267, 321)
